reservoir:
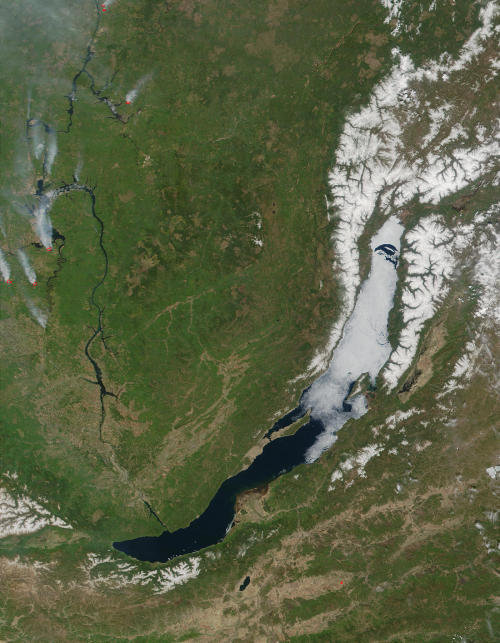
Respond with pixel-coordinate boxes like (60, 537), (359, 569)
(114, 217), (403, 563)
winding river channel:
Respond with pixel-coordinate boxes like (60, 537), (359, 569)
(29, 172), (115, 440)
(114, 216), (404, 562)
(19, 1), (406, 566)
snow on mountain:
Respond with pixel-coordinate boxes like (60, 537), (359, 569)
(308, 1), (499, 384)
(81, 552), (201, 594)
(0, 486), (71, 538)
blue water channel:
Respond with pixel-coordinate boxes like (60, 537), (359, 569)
(114, 217), (403, 562)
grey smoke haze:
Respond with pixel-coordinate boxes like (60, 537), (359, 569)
(25, 297), (48, 328)
(45, 130), (57, 175)
(74, 157), (83, 182)
(0, 0), (94, 106)
(0, 0), (96, 225)
(32, 125), (45, 160)
(34, 190), (55, 248)
(125, 73), (153, 104)
(0, 248), (11, 282)
(16, 249), (37, 284)
(0, 0), (81, 259)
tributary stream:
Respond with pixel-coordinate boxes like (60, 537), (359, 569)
(114, 216), (404, 562)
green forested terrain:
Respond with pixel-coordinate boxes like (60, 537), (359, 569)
(0, 1), (498, 641)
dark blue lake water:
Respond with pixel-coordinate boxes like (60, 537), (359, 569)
(113, 405), (321, 562)
(113, 218), (403, 563)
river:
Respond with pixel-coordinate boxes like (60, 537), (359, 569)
(113, 216), (403, 562)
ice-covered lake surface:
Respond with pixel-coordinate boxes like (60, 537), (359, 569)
(114, 216), (403, 562)
(304, 215), (403, 461)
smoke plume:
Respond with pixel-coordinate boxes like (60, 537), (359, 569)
(16, 249), (37, 285)
(25, 298), (48, 328)
(45, 130), (57, 175)
(0, 249), (11, 282)
(34, 191), (55, 249)
(125, 74), (152, 104)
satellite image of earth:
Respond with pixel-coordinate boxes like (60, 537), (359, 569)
(0, 0), (499, 641)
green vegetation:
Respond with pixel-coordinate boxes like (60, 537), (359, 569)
(2, 0), (395, 543)
(0, 0), (497, 641)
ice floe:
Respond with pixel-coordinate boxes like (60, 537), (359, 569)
(304, 217), (403, 461)
(308, 1), (499, 379)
